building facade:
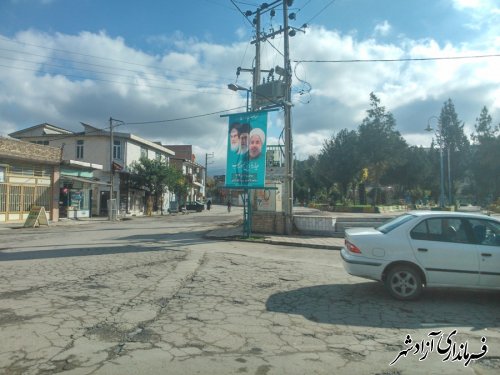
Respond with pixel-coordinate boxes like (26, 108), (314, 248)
(165, 145), (205, 202)
(10, 123), (176, 216)
(0, 137), (61, 223)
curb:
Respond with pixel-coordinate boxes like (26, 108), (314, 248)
(263, 239), (342, 250)
(204, 232), (342, 251)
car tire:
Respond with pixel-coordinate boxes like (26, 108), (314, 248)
(385, 265), (423, 301)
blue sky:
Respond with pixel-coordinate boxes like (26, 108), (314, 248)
(0, 0), (499, 175)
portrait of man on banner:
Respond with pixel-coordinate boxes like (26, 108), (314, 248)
(226, 112), (267, 188)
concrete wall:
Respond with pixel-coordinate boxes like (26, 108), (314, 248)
(293, 215), (337, 236)
(252, 211), (285, 235)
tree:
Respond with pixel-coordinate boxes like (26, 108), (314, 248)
(316, 128), (361, 203)
(470, 106), (500, 204)
(357, 93), (408, 204)
(169, 166), (191, 206)
(437, 99), (471, 204)
(382, 146), (434, 204)
(128, 157), (180, 214)
(294, 155), (319, 204)
(472, 106), (496, 141)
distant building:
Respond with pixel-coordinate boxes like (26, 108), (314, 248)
(164, 145), (205, 201)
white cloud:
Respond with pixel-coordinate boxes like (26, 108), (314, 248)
(1, 20), (499, 166)
(373, 20), (392, 37)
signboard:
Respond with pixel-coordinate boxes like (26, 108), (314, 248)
(23, 206), (49, 228)
(226, 112), (267, 188)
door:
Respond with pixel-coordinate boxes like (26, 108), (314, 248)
(467, 218), (500, 288)
(410, 217), (479, 287)
(99, 191), (110, 217)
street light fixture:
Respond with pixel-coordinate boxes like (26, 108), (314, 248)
(426, 116), (446, 208)
(227, 83), (251, 112)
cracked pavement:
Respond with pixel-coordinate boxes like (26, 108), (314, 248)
(1, 207), (499, 374)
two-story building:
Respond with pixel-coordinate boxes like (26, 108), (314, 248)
(164, 145), (205, 202)
(9, 123), (176, 216)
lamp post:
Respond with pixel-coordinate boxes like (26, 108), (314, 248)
(426, 116), (446, 208)
(227, 83), (253, 237)
(109, 117), (124, 220)
(227, 83), (251, 112)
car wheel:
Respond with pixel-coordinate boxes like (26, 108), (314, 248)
(385, 265), (423, 301)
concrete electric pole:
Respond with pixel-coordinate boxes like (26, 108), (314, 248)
(282, 0), (294, 235)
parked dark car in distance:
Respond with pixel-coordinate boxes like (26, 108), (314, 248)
(185, 201), (204, 212)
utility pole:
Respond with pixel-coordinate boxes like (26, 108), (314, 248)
(252, 8), (261, 111)
(205, 152), (214, 198)
(109, 117), (114, 221)
(231, 0), (303, 235)
(283, 0), (293, 234)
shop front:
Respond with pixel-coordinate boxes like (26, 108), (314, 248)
(59, 161), (106, 219)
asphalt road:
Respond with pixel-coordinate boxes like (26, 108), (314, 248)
(0, 205), (499, 375)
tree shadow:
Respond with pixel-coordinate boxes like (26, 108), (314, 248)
(266, 282), (500, 331)
(0, 244), (181, 262)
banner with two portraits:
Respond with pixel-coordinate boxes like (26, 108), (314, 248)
(226, 111), (267, 188)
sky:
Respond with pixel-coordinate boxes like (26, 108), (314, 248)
(0, 0), (499, 176)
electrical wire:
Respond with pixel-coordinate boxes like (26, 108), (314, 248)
(304, 0), (337, 25)
(0, 53), (226, 89)
(18, 105), (247, 144)
(294, 54), (500, 63)
(0, 36), (236, 83)
(0, 62), (234, 95)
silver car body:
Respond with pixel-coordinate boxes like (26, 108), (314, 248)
(340, 211), (500, 298)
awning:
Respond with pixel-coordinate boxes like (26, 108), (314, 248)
(61, 175), (110, 186)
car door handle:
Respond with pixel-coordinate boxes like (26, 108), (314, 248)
(418, 248), (428, 252)
(481, 253), (492, 257)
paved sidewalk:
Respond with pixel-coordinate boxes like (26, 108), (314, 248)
(205, 225), (344, 250)
(0, 216), (345, 250)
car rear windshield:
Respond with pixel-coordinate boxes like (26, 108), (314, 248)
(376, 213), (416, 234)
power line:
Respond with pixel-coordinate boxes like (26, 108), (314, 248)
(0, 36), (235, 83)
(122, 106), (247, 126)
(294, 53), (500, 63)
(0, 62), (234, 95)
(0, 52), (229, 89)
(304, 0), (336, 25)
(16, 105), (247, 144)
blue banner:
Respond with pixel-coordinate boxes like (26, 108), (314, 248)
(226, 112), (267, 188)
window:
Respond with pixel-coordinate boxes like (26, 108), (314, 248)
(0, 166), (5, 182)
(141, 147), (147, 159)
(468, 219), (500, 246)
(410, 217), (473, 244)
(76, 140), (84, 159)
(377, 213), (416, 234)
(113, 140), (122, 160)
(410, 221), (428, 240)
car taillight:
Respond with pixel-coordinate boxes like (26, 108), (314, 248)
(345, 240), (362, 254)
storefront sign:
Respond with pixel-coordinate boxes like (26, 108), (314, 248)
(23, 206), (49, 228)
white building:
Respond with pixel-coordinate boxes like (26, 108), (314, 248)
(9, 123), (176, 216)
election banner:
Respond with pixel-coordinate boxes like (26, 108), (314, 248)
(226, 111), (267, 188)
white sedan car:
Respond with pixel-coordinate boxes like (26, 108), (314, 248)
(340, 211), (500, 300)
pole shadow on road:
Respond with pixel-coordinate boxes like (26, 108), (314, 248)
(265, 283), (500, 331)
(116, 230), (209, 244)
